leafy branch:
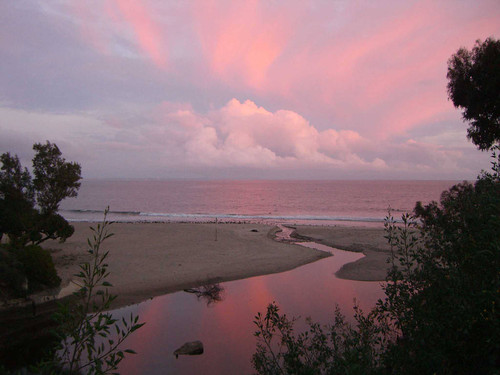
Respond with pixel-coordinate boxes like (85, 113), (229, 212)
(37, 207), (144, 374)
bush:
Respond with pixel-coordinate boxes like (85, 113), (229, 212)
(253, 150), (500, 375)
(36, 208), (144, 374)
(253, 302), (386, 375)
(17, 245), (61, 293)
(0, 245), (26, 299)
(0, 244), (61, 298)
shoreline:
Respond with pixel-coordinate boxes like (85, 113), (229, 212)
(1, 221), (391, 363)
(2, 222), (391, 311)
(45, 222), (332, 308)
(61, 208), (391, 227)
(20, 221), (392, 310)
(291, 225), (391, 281)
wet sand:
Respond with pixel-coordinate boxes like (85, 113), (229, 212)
(45, 222), (390, 308)
(292, 225), (391, 281)
(46, 222), (330, 307)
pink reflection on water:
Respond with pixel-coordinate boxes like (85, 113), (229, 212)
(114, 246), (385, 374)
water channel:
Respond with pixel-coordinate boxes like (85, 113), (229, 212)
(110, 228), (385, 374)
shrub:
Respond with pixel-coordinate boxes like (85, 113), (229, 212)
(253, 302), (387, 375)
(36, 208), (144, 374)
(17, 245), (61, 293)
(253, 150), (500, 375)
(0, 245), (26, 299)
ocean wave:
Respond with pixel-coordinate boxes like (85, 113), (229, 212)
(140, 212), (387, 222)
(64, 209), (141, 215)
(62, 209), (393, 223)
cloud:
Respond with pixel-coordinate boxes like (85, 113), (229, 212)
(0, 98), (491, 179)
(109, 0), (168, 68)
(193, 1), (291, 89)
(67, 0), (169, 67)
(147, 99), (386, 171)
(1, 1), (498, 179)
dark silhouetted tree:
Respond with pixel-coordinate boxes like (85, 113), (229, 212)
(253, 152), (500, 375)
(33, 142), (81, 215)
(0, 153), (36, 244)
(447, 37), (500, 150)
(0, 141), (81, 246)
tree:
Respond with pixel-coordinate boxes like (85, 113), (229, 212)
(0, 153), (36, 244)
(33, 142), (81, 215)
(447, 37), (500, 150)
(377, 156), (500, 374)
(253, 160), (500, 374)
(0, 141), (81, 246)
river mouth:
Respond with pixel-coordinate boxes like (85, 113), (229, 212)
(108, 229), (382, 375)
(2, 225), (382, 373)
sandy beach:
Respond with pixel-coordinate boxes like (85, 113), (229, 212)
(45, 222), (391, 308)
(292, 225), (391, 281)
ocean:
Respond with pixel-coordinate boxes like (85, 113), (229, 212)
(60, 179), (459, 225)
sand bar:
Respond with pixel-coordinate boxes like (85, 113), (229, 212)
(46, 222), (330, 308)
(45, 222), (391, 308)
(292, 225), (391, 281)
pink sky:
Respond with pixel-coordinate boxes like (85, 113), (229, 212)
(0, 0), (499, 179)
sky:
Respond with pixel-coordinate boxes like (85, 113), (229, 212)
(1, 0), (499, 180)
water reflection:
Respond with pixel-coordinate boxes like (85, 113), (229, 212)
(110, 246), (385, 375)
(184, 284), (225, 306)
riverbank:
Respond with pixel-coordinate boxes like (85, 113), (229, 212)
(292, 225), (391, 281)
(44, 222), (330, 308)
(43, 222), (390, 308)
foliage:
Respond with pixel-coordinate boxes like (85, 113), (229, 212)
(32, 142), (81, 215)
(253, 302), (389, 375)
(0, 245), (26, 299)
(17, 245), (61, 293)
(36, 208), (144, 374)
(0, 153), (36, 246)
(447, 37), (500, 150)
(0, 153), (33, 201)
(33, 213), (76, 247)
(253, 151), (500, 374)
(389, 147), (500, 375)
(0, 141), (81, 247)
(0, 244), (60, 298)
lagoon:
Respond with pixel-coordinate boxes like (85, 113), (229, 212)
(111, 243), (384, 374)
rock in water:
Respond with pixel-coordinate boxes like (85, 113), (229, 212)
(174, 341), (204, 358)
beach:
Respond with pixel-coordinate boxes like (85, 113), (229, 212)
(46, 222), (390, 308)
(292, 225), (391, 281)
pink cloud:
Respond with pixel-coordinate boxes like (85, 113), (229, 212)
(110, 0), (168, 68)
(193, 1), (291, 89)
(188, 0), (500, 140)
(4, 1), (498, 179)
(378, 89), (453, 138)
(125, 98), (487, 178)
(0, 100), (488, 179)
(69, 2), (111, 55)
(145, 98), (384, 170)
(69, 0), (168, 67)
(65, 0), (499, 141)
